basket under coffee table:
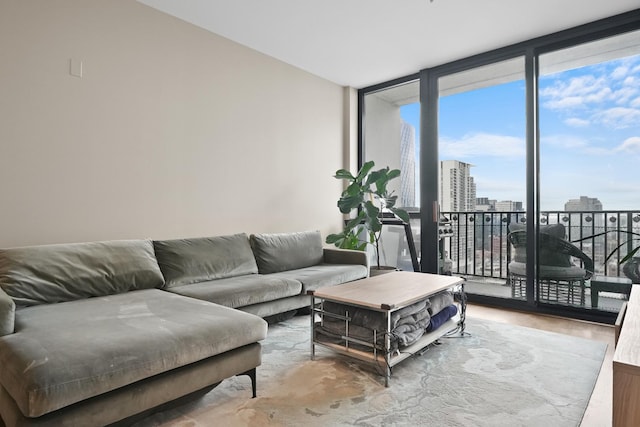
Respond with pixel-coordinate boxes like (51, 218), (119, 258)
(308, 271), (466, 386)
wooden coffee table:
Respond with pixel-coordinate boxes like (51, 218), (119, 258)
(308, 271), (466, 386)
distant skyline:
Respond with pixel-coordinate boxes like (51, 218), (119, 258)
(401, 53), (640, 211)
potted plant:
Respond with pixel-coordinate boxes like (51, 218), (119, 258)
(575, 230), (640, 283)
(608, 231), (640, 283)
(326, 160), (410, 273)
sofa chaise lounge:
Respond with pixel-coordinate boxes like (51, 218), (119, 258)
(0, 231), (368, 426)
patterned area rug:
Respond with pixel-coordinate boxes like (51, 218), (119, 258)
(135, 315), (606, 427)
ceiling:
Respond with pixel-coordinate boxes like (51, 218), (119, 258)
(137, 0), (639, 89)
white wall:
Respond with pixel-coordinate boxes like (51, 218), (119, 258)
(362, 94), (402, 199)
(0, 0), (352, 247)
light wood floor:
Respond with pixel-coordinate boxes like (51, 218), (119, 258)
(468, 303), (614, 427)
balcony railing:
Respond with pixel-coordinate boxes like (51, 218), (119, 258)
(395, 210), (640, 281)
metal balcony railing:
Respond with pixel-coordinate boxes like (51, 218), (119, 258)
(396, 210), (640, 281)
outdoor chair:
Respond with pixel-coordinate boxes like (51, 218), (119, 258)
(507, 223), (594, 306)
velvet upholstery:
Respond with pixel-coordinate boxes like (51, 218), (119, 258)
(268, 264), (369, 293)
(0, 289), (267, 418)
(250, 231), (324, 274)
(323, 247), (370, 270)
(0, 240), (164, 307)
(153, 234), (258, 287)
(0, 231), (367, 425)
(0, 287), (15, 336)
(0, 343), (261, 427)
(239, 294), (310, 318)
(166, 274), (302, 308)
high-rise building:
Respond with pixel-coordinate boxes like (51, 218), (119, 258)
(495, 200), (524, 212)
(399, 120), (416, 208)
(440, 160), (476, 272)
(564, 196), (603, 211)
(440, 160), (476, 212)
(476, 197), (496, 212)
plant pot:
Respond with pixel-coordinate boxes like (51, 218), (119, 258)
(623, 257), (640, 284)
(369, 266), (398, 276)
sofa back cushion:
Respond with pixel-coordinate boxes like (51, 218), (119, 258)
(153, 233), (258, 287)
(250, 231), (324, 274)
(0, 240), (164, 307)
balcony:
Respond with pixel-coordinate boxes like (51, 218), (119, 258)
(386, 210), (640, 313)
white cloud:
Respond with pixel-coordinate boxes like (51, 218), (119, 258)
(616, 136), (640, 153)
(611, 65), (629, 80)
(440, 133), (524, 159)
(540, 75), (611, 110)
(593, 107), (640, 129)
(631, 97), (640, 108)
(564, 117), (589, 127)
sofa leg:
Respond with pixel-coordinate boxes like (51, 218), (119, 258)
(239, 368), (257, 398)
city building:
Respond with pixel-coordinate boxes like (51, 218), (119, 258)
(495, 200), (524, 212)
(565, 196), (603, 211)
(476, 197), (496, 211)
(440, 160), (476, 212)
(399, 120), (416, 208)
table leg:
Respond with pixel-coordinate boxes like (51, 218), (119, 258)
(310, 294), (315, 361)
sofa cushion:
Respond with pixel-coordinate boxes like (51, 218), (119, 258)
(250, 231), (324, 274)
(268, 264), (368, 293)
(0, 287), (15, 336)
(0, 289), (267, 418)
(0, 240), (164, 307)
(154, 234), (258, 287)
(165, 274), (302, 308)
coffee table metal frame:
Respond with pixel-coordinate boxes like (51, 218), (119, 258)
(308, 271), (466, 386)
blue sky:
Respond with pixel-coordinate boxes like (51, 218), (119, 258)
(401, 54), (640, 211)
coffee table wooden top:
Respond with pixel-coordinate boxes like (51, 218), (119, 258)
(309, 271), (464, 311)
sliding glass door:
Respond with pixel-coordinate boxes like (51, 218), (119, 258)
(358, 11), (640, 321)
(538, 29), (640, 312)
(437, 58), (526, 301)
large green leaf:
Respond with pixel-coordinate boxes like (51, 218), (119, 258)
(366, 169), (385, 187)
(355, 161), (375, 182)
(337, 195), (362, 213)
(390, 207), (410, 223)
(345, 211), (366, 228)
(325, 233), (345, 244)
(387, 169), (401, 180)
(334, 169), (354, 180)
(343, 182), (363, 197)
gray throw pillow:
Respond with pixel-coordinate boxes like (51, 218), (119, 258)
(250, 231), (324, 274)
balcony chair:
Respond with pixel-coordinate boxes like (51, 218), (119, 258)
(507, 223), (594, 306)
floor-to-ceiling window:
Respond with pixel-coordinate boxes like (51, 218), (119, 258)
(359, 10), (640, 322)
(361, 79), (421, 270)
(438, 58), (526, 301)
(538, 29), (640, 312)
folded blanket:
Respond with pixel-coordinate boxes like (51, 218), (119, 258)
(428, 291), (454, 316)
(426, 304), (458, 332)
(322, 298), (431, 331)
(317, 298), (433, 350)
(317, 317), (389, 350)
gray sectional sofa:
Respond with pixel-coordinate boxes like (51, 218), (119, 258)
(0, 231), (368, 426)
